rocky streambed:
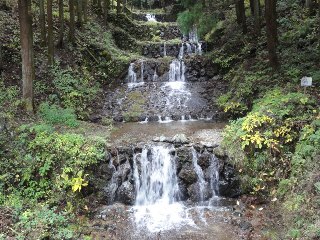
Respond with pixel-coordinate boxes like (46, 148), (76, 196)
(82, 121), (277, 240)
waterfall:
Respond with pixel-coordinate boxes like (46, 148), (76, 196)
(163, 42), (167, 57)
(133, 146), (192, 232)
(104, 151), (118, 204)
(209, 154), (220, 198)
(191, 148), (206, 202)
(146, 13), (157, 22)
(178, 43), (184, 60)
(188, 27), (202, 55)
(186, 43), (192, 54)
(153, 69), (158, 81)
(128, 63), (137, 83)
(140, 60), (144, 82)
(128, 62), (144, 88)
(169, 59), (186, 83)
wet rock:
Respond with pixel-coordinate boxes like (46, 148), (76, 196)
(116, 181), (135, 205)
(178, 163), (197, 184)
(176, 147), (193, 164)
(172, 134), (189, 144)
(117, 160), (132, 183)
(188, 182), (210, 202)
(197, 151), (211, 169)
(99, 164), (115, 181)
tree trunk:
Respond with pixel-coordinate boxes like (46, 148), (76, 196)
(235, 0), (247, 34)
(69, 0), (75, 44)
(235, 0), (241, 24)
(18, 0), (34, 112)
(249, 0), (254, 15)
(253, 0), (260, 35)
(265, 0), (279, 69)
(117, 0), (121, 14)
(103, 0), (110, 25)
(83, 0), (88, 22)
(77, 0), (83, 28)
(39, 0), (46, 46)
(47, 0), (54, 65)
(57, 0), (64, 48)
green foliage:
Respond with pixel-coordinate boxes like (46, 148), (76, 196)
(0, 78), (21, 120)
(39, 102), (79, 128)
(51, 64), (100, 119)
(15, 205), (74, 240)
(223, 88), (317, 196)
(177, 3), (217, 38)
(0, 124), (105, 201)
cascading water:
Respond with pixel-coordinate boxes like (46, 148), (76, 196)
(209, 154), (220, 206)
(169, 59), (185, 83)
(128, 63), (137, 83)
(191, 148), (206, 203)
(163, 42), (167, 57)
(140, 60), (144, 82)
(146, 13), (157, 22)
(152, 69), (158, 81)
(188, 27), (202, 55)
(128, 61), (144, 88)
(132, 146), (193, 232)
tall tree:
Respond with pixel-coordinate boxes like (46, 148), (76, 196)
(83, 0), (88, 22)
(39, 0), (46, 46)
(265, 0), (279, 69)
(57, 0), (64, 48)
(249, 0), (254, 15)
(103, 0), (110, 25)
(18, 0), (34, 111)
(253, 0), (260, 35)
(77, 0), (83, 28)
(235, 0), (247, 34)
(117, 0), (121, 15)
(47, 0), (54, 65)
(97, 0), (102, 12)
(69, 0), (76, 44)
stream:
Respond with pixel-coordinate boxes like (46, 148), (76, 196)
(88, 12), (266, 240)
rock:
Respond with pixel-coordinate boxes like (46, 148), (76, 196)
(89, 114), (102, 123)
(99, 164), (115, 181)
(176, 147), (193, 164)
(116, 160), (132, 183)
(178, 163), (197, 184)
(213, 146), (226, 158)
(239, 221), (253, 230)
(188, 182), (210, 202)
(172, 134), (189, 144)
(116, 181), (135, 205)
(159, 135), (167, 142)
(197, 151), (211, 169)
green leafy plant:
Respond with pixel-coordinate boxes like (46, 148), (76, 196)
(39, 102), (79, 128)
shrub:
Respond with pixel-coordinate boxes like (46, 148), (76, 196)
(39, 102), (79, 128)
(15, 205), (74, 240)
(51, 65), (100, 119)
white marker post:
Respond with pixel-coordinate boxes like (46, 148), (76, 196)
(301, 76), (312, 94)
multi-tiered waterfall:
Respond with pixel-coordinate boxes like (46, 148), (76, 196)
(97, 11), (241, 239)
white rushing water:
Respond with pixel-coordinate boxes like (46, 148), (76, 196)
(192, 148), (206, 203)
(132, 146), (194, 232)
(209, 154), (219, 199)
(163, 42), (167, 57)
(146, 13), (157, 22)
(128, 63), (137, 83)
(128, 62), (144, 88)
